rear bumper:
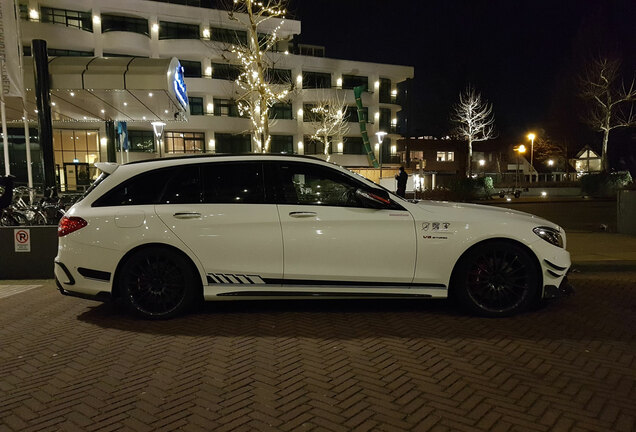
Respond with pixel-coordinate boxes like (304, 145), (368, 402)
(543, 275), (574, 299)
(55, 277), (111, 302)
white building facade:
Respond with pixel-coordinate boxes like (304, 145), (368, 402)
(17, 0), (413, 188)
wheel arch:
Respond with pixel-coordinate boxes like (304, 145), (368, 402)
(111, 242), (204, 300)
(449, 237), (543, 298)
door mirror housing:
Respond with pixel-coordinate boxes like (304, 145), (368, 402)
(355, 188), (392, 208)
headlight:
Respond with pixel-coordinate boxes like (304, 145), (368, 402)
(533, 226), (564, 248)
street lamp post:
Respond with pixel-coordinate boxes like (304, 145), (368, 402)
(527, 133), (535, 182)
(376, 131), (387, 184)
(515, 144), (526, 190)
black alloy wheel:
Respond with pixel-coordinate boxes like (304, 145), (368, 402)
(119, 247), (198, 319)
(454, 241), (539, 317)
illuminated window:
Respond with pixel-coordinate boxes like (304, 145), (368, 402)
(164, 132), (205, 154)
(436, 151), (454, 162)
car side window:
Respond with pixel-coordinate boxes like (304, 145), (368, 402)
(201, 162), (264, 204)
(92, 168), (174, 207)
(159, 166), (201, 204)
(276, 163), (361, 207)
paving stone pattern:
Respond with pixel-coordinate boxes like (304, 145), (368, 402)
(1, 273), (635, 432)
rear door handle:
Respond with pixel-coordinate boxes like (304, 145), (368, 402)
(173, 212), (201, 219)
(289, 211), (317, 218)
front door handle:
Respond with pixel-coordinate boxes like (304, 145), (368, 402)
(289, 211), (317, 218)
(173, 212), (201, 219)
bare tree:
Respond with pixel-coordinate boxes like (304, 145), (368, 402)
(451, 86), (496, 176)
(226, 0), (291, 152)
(308, 95), (349, 161)
(532, 134), (569, 171)
(580, 57), (636, 171)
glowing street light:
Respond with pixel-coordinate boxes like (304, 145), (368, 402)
(376, 131), (387, 182)
(515, 144), (526, 189)
(527, 133), (536, 182)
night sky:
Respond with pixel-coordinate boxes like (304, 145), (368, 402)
(291, 0), (636, 150)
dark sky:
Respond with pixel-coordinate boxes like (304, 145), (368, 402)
(290, 0), (636, 146)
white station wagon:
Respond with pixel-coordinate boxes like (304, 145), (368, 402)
(55, 154), (572, 319)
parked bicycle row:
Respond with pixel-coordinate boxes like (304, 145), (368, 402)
(0, 176), (80, 226)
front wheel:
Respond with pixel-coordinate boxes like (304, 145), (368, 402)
(118, 247), (199, 319)
(452, 241), (540, 317)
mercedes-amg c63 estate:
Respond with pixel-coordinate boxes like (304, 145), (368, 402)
(55, 154), (572, 319)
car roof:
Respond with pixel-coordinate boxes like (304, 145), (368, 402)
(125, 153), (324, 166)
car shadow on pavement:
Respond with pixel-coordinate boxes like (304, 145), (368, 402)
(73, 292), (634, 343)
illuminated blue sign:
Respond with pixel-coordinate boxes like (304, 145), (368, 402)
(173, 62), (189, 111)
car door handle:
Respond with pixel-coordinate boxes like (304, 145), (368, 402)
(289, 211), (317, 218)
(173, 212), (201, 219)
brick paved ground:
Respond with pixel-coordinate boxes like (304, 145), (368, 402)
(1, 272), (635, 432)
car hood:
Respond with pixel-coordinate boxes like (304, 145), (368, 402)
(412, 200), (561, 230)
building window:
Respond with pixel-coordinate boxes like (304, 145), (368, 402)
(303, 135), (326, 155)
(215, 133), (252, 153)
(379, 108), (391, 131)
(159, 21), (200, 40)
(210, 27), (247, 45)
(303, 104), (319, 122)
(41, 7), (92, 32)
(101, 14), (149, 37)
(189, 97), (204, 115)
(270, 102), (292, 120)
(103, 52), (148, 58)
(19, 4), (28, 21)
(211, 63), (241, 81)
(213, 99), (243, 117)
(298, 45), (325, 57)
(151, 0), (217, 7)
(179, 60), (202, 78)
(270, 135), (293, 154)
(302, 71), (331, 89)
(343, 137), (365, 155)
(342, 75), (368, 91)
(126, 130), (155, 152)
(265, 68), (291, 84)
(48, 48), (94, 57)
(379, 78), (391, 104)
(437, 151), (455, 162)
(164, 132), (205, 154)
(344, 106), (368, 123)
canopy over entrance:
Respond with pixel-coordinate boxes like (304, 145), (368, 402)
(4, 56), (189, 123)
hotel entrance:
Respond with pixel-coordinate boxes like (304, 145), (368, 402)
(53, 129), (100, 191)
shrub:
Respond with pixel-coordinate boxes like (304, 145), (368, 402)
(419, 176), (494, 202)
(580, 171), (633, 197)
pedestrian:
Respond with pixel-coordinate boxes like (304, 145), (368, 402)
(395, 166), (407, 198)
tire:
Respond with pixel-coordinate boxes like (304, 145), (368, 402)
(514, 190), (521, 198)
(452, 241), (540, 317)
(118, 247), (199, 319)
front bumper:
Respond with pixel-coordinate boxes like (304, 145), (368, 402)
(543, 275), (574, 299)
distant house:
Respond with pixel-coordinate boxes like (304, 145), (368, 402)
(396, 138), (467, 176)
(571, 146), (602, 173)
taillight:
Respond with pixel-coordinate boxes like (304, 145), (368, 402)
(58, 216), (88, 237)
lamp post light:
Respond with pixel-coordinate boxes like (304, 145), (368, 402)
(152, 121), (166, 158)
(376, 131), (387, 183)
(515, 144), (526, 190)
(527, 133), (535, 182)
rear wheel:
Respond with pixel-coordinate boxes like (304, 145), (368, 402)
(452, 241), (539, 317)
(118, 247), (198, 319)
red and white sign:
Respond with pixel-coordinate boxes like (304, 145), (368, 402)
(14, 228), (30, 252)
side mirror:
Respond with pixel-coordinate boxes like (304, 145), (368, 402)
(355, 188), (392, 208)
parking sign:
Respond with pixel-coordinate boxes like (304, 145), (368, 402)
(14, 229), (31, 252)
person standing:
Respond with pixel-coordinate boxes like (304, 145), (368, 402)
(395, 166), (408, 198)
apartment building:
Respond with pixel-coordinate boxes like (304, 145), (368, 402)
(11, 0), (413, 189)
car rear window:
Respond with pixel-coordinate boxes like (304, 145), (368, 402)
(92, 168), (176, 207)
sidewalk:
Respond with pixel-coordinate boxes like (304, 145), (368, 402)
(567, 231), (636, 270)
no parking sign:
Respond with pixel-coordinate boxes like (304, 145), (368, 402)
(14, 229), (31, 252)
